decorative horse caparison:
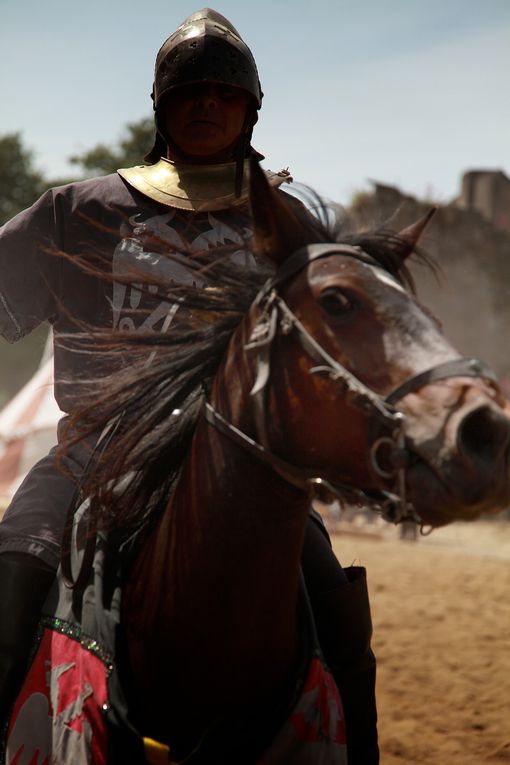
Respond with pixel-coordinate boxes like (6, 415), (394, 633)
(4, 159), (510, 765)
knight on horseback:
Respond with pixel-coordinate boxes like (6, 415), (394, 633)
(0, 9), (378, 763)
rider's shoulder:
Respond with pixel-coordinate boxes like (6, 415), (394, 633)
(48, 173), (126, 205)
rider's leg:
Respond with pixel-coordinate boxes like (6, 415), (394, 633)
(0, 438), (89, 722)
(0, 439), (86, 568)
(0, 552), (55, 721)
(302, 512), (379, 765)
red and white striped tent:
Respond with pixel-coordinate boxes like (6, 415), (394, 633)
(0, 357), (62, 514)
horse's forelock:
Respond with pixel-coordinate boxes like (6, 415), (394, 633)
(280, 186), (434, 293)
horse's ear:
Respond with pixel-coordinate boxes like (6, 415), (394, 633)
(394, 207), (437, 260)
(248, 156), (310, 265)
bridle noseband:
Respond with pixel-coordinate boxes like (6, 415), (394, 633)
(205, 243), (499, 526)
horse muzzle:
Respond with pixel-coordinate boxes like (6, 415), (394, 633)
(403, 399), (510, 526)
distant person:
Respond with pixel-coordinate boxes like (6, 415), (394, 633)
(400, 519), (418, 541)
(0, 9), (378, 761)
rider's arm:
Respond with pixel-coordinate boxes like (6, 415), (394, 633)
(0, 189), (62, 342)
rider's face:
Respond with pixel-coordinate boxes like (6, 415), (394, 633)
(163, 83), (252, 163)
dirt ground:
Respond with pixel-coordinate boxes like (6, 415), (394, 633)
(330, 520), (510, 764)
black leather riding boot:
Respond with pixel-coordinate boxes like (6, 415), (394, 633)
(310, 566), (379, 765)
(0, 552), (55, 723)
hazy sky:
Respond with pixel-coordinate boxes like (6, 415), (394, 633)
(1, 0), (509, 205)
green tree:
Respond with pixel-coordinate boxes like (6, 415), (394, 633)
(0, 324), (50, 408)
(0, 133), (46, 226)
(69, 117), (154, 176)
(0, 134), (54, 405)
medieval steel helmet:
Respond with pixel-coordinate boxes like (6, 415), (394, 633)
(152, 8), (263, 112)
(145, 8), (263, 166)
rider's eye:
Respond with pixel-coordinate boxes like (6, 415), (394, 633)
(318, 288), (356, 317)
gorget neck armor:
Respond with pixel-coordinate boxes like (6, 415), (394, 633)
(118, 158), (291, 212)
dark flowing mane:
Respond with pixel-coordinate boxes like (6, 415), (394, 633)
(60, 190), (430, 533)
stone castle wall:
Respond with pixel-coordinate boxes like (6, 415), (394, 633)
(349, 176), (510, 382)
(457, 170), (510, 234)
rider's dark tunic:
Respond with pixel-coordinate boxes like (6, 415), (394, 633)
(0, 174), (259, 568)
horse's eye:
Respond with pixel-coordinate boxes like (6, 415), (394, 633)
(319, 288), (356, 316)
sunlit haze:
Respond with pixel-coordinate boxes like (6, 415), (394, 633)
(1, 0), (508, 204)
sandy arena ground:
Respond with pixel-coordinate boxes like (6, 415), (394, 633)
(2, 493), (509, 762)
(330, 519), (510, 764)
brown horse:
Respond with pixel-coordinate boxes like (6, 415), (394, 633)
(4, 159), (510, 764)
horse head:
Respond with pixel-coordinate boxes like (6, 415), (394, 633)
(242, 157), (510, 528)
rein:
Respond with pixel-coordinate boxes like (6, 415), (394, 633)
(205, 243), (499, 525)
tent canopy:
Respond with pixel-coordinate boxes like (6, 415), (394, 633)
(0, 357), (62, 512)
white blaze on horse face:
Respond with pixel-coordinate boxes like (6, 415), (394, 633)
(365, 265), (458, 372)
(370, 268), (406, 293)
(383, 302), (456, 372)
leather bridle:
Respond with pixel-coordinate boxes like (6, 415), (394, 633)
(205, 243), (499, 525)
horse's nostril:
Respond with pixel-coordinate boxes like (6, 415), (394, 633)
(458, 406), (510, 461)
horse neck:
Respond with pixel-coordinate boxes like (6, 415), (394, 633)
(122, 302), (312, 740)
